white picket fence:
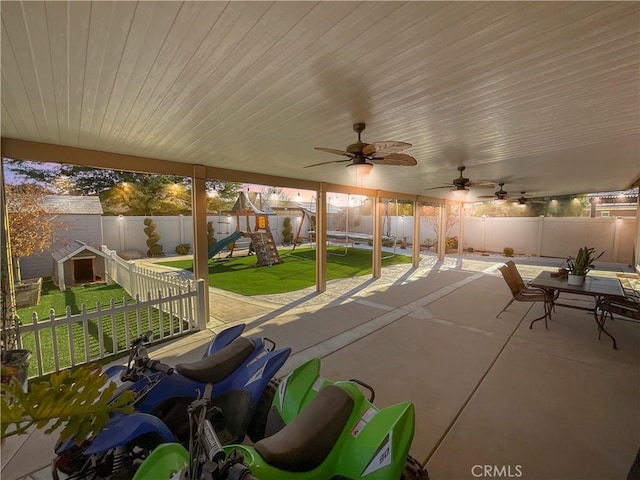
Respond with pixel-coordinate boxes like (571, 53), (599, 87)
(17, 247), (207, 378)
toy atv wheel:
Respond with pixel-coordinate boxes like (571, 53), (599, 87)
(247, 378), (280, 442)
(401, 455), (429, 480)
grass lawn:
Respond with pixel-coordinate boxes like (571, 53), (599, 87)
(159, 246), (413, 296)
(16, 279), (188, 377)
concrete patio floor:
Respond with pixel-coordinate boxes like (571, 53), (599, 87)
(2, 253), (639, 480)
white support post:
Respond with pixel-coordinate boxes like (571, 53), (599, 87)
(437, 204), (446, 262)
(372, 192), (382, 278)
(412, 200), (421, 267)
(458, 202), (465, 255)
(315, 185), (327, 293)
(196, 279), (207, 330)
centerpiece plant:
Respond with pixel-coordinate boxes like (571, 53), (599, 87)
(567, 246), (604, 285)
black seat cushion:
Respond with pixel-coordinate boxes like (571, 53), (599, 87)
(254, 385), (354, 472)
(175, 336), (254, 383)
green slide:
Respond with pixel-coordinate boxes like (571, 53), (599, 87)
(208, 230), (245, 259)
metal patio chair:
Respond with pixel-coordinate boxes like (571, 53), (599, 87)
(596, 289), (640, 347)
(497, 261), (555, 328)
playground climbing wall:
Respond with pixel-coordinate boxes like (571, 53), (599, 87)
(249, 231), (283, 267)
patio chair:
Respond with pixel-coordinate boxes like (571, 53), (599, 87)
(596, 290), (640, 348)
(497, 261), (554, 328)
(495, 261), (531, 316)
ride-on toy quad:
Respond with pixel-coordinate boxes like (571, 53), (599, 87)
(53, 324), (291, 479)
(133, 357), (429, 479)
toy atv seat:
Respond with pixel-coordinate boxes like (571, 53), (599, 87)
(254, 385), (354, 472)
(175, 336), (255, 384)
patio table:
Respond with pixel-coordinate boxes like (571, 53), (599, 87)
(529, 271), (626, 349)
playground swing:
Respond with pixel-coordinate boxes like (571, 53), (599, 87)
(326, 196), (397, 259)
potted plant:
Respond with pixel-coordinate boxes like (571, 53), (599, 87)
(567, 246), (604, 286)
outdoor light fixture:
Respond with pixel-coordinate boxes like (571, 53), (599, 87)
(294, 192), (302, 202)
(347, 162), (373, 176)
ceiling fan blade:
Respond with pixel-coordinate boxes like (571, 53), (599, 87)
(466, 180), (495, 189)
(363, 141), (412, 156)
(370, 153), (417, 166)
(424, 184), (452, 191)
(303, 158), (352, 168)
(314, 147), (353, 157)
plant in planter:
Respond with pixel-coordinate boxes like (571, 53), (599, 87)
(567, 246), (604, 285)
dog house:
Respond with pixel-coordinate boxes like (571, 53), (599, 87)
(51, 240), (108, 291)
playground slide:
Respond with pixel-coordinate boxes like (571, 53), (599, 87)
(207, 231), (245, 259)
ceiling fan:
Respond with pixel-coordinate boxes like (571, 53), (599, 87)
(514, 192), (547, 205)
(477, 185), (546, 205)
(425, 166), (495, 192)
(305, 123), (417, 174)
(477, 182), (509, 201)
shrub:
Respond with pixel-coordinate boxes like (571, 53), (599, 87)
(143, 218), (163, 257)
(175, 243), (191, 255)
(382, 238), (396, 248)
(445, 236), (458, 249)
(503, 246), (514, 257)
(282, 217), (293, 245)
(466, 247), (474, 253)
(207, 221), (217, 248)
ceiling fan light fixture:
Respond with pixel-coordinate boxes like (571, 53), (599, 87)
(347, 162), (373, 176)
(452, 188), (470, 198)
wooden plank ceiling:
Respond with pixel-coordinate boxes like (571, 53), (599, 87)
(1, 1), (639, 200)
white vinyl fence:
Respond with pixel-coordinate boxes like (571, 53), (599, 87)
(18, 248), (207, 378)
(101, 214), (636, 264)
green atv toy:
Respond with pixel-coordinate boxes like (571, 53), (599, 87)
(133, 357), (428, 479)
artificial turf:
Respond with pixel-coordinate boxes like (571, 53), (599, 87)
(158, 246), (412, 296)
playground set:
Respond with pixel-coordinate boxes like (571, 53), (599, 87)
(208, 192), (283, 267)
(208, 193), (402, 266)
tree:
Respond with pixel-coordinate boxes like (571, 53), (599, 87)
(6, 184), (66, 283)
(206, 181), (242, 214)
(420, 204), (459, 249)
(467, 194), (590, 218)
(4, 159), (242, 216)
(101, 177), (191, 216)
